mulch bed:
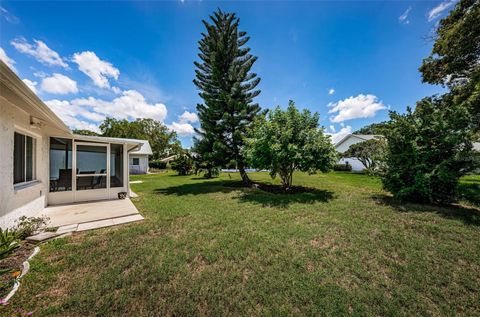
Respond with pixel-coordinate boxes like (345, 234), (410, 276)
(0, 242), (35, 299)
(223, 181), (313, 194)
(253, 183), (313, 194)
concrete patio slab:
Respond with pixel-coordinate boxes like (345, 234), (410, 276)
(56, 224), (78, 234)
(39, 199), (141, 228)
(112, 214), (144, 225)
(76, 214), (144, 232)
(26, 231), (64, 242)
(77, 219), (115, 232)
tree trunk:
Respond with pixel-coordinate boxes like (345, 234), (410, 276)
(238, 162), (251, 186)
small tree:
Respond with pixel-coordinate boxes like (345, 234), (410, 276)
(246, 101), (337, 189)
(382, 96), (478, 204)
(171, 153), (194, 176)
(343, 138), (387, 175)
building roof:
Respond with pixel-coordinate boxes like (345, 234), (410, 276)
(0, 60), (70, 133)
(334, 134), (383, 148)
(160, 154), (178, 162)
(72, 134), (144, 147)
(126, 139), (153, 155)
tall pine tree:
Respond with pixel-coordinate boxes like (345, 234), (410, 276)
(193, 9), (261, 185)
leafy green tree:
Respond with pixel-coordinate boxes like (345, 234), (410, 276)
(419, 0), (480, 131)
(72, 129), (99, 136)
(382, 96), (478, 204)
(343, 138), (387, 175)
(354, 122), (390, 135)
(171, 153), (194, 176)
(246, 101), (337, 189)
(193, 9), (261, 186)
(99, 117), (181, 160)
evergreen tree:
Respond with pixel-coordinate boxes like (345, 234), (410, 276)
(193, 9), (261, 185)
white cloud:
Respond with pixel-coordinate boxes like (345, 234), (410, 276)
(46, 89), (168, 132)
(72, 89), (167, 122)
(427, 0), (456, 22)
(168, 122), (196, 137)
(0, 47), (16, 72)
(167, 111), (199, 137)
(328, 88), (335, 95)
(10, 38), (68, 68)
(72, 51), (119, 89)
(328, 94), (386, 123)
(178, 111), (199, 124)
(41, 73), (78, 94)
(329, 125), (335, 133)
(45, 99), (101, 132)
(326, 125), (352, 144)
(0, 6), (19, 24)
(112, 86), (122, 94)
(22, 79), (38, 93)
(399, 6), (412, 24)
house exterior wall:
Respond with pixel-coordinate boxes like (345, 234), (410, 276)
(0, 97), (50, 229)
(335, 135), (369, 172)
(129, 154), (149, 174)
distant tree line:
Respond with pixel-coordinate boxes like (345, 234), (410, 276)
(73, 117), (181, 160)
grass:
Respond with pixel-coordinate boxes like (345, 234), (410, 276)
(459, 174), (480, 207)
(3, 172), (480, 316)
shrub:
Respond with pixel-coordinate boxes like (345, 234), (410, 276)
(191, 138), (220, 179)
(14, 216), (49, 240)
(0, 228), (19, 262)
(195, 165), (220, 178)
(333, 163), (352, 172)
(171, 154), (194, 175)
(382, 97), (478, 204)
(149, 160), (167, 169)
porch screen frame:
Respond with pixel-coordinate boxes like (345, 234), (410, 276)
(73, 141), (110, 199)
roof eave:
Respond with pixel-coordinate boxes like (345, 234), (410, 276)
(0, 61), (71, 133)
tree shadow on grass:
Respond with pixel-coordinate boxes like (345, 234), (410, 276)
(458, 178), (480, 207)
(154, 179), (334, 208)
(372, 194), (480, 226)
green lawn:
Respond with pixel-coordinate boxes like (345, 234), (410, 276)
(4, 172), (480, 316)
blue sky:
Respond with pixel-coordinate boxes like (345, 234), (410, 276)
(0, 1), (456, 147)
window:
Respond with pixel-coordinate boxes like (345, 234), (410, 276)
(132, 158), (140, 166)
(110, 144), (124, 187)
(13, 132), (36, 185)
(49, 138), (72, 192)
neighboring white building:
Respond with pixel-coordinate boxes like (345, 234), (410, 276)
(160, 154), (178, 164)
(334, 134), (383, 172)
(128, 140), (153, 174)
(474, 142), (480, 152)
(0, 61), (142, 229)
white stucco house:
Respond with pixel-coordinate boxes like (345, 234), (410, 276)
(0, 61), (143, 229)
(334, 134), (383, 172)
(128, 139), (153, 174)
